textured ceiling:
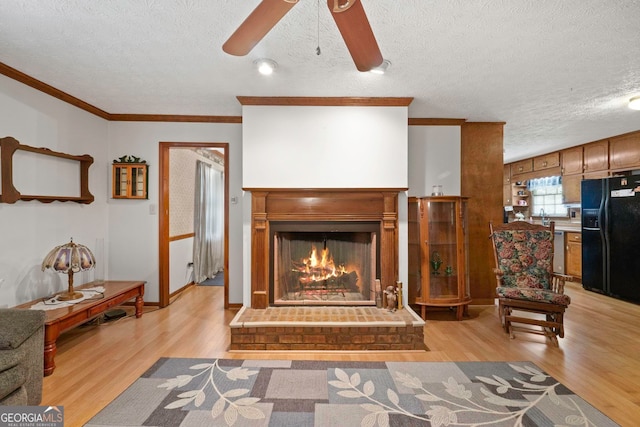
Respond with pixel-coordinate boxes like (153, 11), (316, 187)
(1, 0), (639, 162)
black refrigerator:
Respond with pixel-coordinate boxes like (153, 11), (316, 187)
(581, 175), (640, 303)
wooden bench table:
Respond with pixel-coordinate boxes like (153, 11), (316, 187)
(17, 280), (145, 376)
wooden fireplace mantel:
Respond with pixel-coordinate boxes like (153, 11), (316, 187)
(245, 188), (405, 309)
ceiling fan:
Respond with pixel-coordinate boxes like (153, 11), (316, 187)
(222, 0), (383, 72)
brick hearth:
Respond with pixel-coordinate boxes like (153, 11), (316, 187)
(229, 306), (427, 351)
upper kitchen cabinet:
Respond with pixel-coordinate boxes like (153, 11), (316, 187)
(533, 152), (560, 171)
(583, 140), (609, 173)
(562, 174), (582, 204)
(609, 133), (640, 171)
(511, 159), (533, 176)
(561, 146), (583, 175)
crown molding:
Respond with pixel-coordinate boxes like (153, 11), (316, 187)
(0, 61), (111, 120)
(408, 118), (467, 126)
(108, 114), (241, 123)
(0, 61), (241, 123)
(2, 62), (476, 125)
(236, 96), (414, 107)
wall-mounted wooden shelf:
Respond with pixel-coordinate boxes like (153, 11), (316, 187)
(0, 137), (94, 204)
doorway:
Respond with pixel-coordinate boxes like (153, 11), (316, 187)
(158, 142), (229, 308)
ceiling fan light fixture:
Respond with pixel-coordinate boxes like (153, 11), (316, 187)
(629, 96), (640, 110)
(254, 58), (277, 75)
(369, 60), (391, 75)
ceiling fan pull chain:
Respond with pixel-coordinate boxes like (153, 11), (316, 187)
(316, 0), (322, 55)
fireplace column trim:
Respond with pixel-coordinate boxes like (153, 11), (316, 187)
(246, 189), (404, 309)
(250, 191), (269, 308)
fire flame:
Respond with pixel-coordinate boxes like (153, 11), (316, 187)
(295, 245), (347, 284)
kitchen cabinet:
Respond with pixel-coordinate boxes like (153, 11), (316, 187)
(562, 174), (582, 204)
(511, 159), (533, 176)
(609, 133), (640, 171)
(503, 184), (512, 206)
(511, 183), (529, 209)
(583, 171), (609, 181)
(408, 196), (471, 320)
(561, 146), (583, 175)
(565, 232), (582, 279)
(503, 164), (511, 185)
(534, 152), (560, 171)
(583, 140), (609, 173)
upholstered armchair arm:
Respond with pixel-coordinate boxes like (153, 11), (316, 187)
(550, 273), (575, 294)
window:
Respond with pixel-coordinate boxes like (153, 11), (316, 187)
(528, 177), (567, 216)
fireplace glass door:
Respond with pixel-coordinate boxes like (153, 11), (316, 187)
(272, 229), (377, 306)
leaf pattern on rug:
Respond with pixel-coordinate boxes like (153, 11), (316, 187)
(158, 360), (264, 426)
(329, 363), (597, 427)
(148, 360), (608, 426)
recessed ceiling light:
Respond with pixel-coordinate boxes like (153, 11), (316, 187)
(629, 96), (640, 110)
(369, 60), (391, 75)
(254, 58), (277, 75)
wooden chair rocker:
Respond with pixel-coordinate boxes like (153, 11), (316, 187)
(489, 221), (574, 346)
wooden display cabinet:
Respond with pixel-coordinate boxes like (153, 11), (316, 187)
(408, 196), (471, 320)
(112, 157), (148, 199)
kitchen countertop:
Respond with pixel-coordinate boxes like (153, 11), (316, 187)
(554, 223), (581, 232)
(510, 220), (581, 232)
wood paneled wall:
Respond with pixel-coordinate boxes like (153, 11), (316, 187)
(461, 122), (505, 304)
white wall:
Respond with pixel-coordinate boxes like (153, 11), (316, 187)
(0, 72), (245, 306)
(243, 106), (409, 188)
(403, 125), (461, 306)
(170, 237), (194, 294)
(1, 72), (461, 309)
(0, 74), (109, 307)
(106, 122), (243, 304)
(408, 126), (461, 197)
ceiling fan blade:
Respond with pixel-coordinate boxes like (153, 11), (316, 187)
(327, 0), (383, 71)
(223, 0), (299, 56)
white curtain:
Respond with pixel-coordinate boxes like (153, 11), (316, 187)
(193, 160), (224, 283)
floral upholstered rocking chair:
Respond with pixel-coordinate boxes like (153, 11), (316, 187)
(489, 221), (574, 346)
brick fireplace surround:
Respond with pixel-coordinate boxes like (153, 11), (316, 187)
(229, 189), (427, 351)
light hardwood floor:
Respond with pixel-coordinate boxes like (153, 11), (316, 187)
(43, 282), (638, 426)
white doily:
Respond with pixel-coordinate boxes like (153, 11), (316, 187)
(30, 286), (106, 311)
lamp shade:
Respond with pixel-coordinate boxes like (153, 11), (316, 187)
(42, 238), (96, 300)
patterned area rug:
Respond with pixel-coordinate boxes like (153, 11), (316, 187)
(85, 358), (616, 427)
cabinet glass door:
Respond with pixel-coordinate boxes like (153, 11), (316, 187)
(112, 163), (148, 199)
(130, 166), (146, 198)
(408, 201), (422, 304)
(115, 166), (128, 197)
(427, 200), (459, 300)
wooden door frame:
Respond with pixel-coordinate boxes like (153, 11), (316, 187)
(159, 142), (229, 308)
